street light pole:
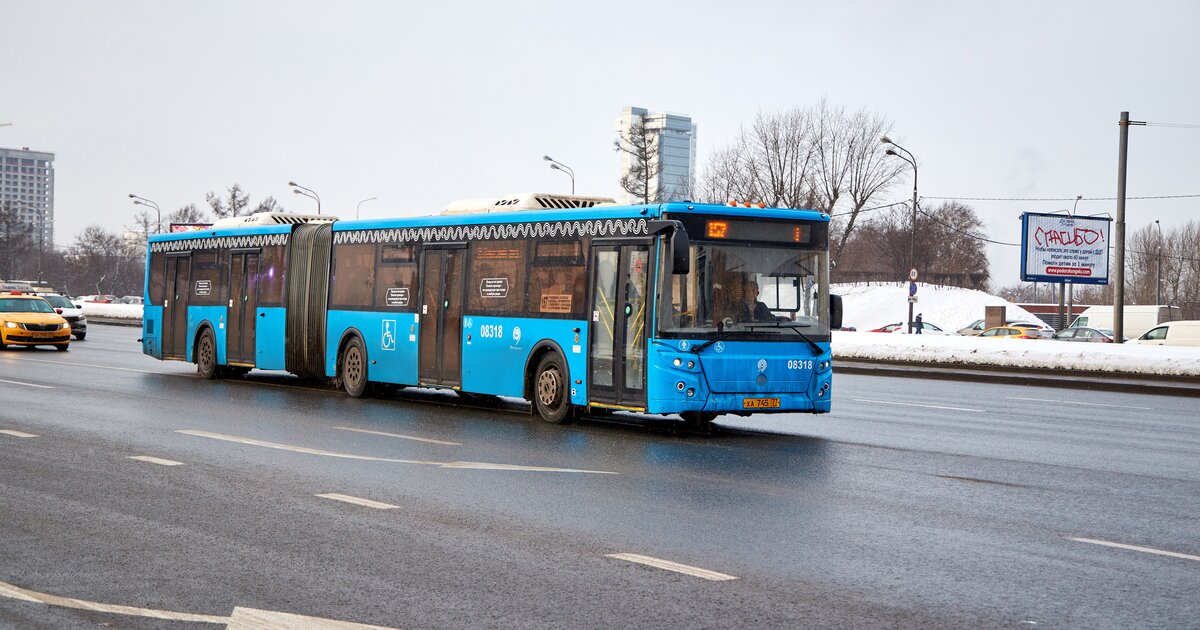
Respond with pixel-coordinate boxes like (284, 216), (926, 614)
(128, 193), (162, 233)
(543, 155), (575, 195)
(356, 197), (377, 220)
(880, 137), (918, 333)
(1155, 219), (1163, 305)
(288, 181), (321, 215)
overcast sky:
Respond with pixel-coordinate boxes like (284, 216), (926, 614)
(3, 0), (1196, 285)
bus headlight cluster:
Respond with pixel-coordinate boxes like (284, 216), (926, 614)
(671, 357), (697, 370)
(686, 388), (695, 397)
(817, 381), (830, 397)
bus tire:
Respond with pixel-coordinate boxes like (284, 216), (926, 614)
(196, 328), (220, 379)
(340, 336), (371, 398)
(533, 352), (575, 424)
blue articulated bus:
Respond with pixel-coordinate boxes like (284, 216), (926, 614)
(142, 193), (841, 428)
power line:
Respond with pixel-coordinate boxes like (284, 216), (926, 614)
(1143, 122), (1200, 129)
(924, 193), (1200, 202)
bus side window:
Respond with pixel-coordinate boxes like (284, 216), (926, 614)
(148, 252), (165, 305)
(375, 243), (417, 311)
(330, 243), (375, 308)
(469, 240), (527, 315)
(191, 250), (224, 306)
(527, 240), (585, 317)
(258, 245), (286, 306)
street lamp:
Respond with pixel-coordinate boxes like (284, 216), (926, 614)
(1155, 219), (1163, 305)
(880, 136), (918, 333)
(543, 155), (575, 194)
(288, 181), (321, 215)
(356, 197), (377, 220)
(128, 193), (161, 233)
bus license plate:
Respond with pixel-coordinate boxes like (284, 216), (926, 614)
(742, 397), (780, 409)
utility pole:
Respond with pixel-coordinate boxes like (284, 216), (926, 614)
(1113, 112), (1144, 342)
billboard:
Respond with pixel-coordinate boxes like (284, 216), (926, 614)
(1020, 212), (1111, 285)
(170, 223), (212, 233)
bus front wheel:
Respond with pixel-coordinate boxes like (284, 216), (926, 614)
(340, 336), (371, 398)
(533, 353), (575, 424)
(196, 329), (219, 379)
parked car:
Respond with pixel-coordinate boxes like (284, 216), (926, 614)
(117, 295), (143, 305)
(86, 295), (118, 303)
(38, 294), (87, 340)
(0, 293), (71, 351)
(1052, 327), (1121, 343)
(978, 326), (1041, 340)
(869, 322), (952, 335)
(1130, 320), (1200, 347)
(958, 319), (1053, 338)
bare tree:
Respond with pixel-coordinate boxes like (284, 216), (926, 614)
(615, 118), (663, 204)
(64, 225), (144, 296)
(0, 201), (36, 279)
(168, 203), (209, 225)
(206, 184), (250, 219)
(832, 109), (907, 260)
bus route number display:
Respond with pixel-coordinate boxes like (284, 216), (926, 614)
(480, 278), (509, 299)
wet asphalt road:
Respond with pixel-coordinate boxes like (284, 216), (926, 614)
(0, 325), (1196, 629)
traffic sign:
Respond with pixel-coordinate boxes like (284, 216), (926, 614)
(907, 295), (918, 303)
(908, 281), (918, 296)
(909, 268), (919, 281)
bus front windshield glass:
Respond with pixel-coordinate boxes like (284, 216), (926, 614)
(657, 242), (829, 339)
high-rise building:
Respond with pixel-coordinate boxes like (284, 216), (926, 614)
(1, 146), (55, 251)
(615, 106), (697, 205)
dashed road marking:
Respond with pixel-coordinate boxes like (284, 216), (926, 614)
(606, 553), (738, 581)
(334, 426), (461, 446)
(128, 455), (184, 466)
(852, 398), (984, 412)
(1070, 537), (1200, 562)
(0, 430), (38, 438)
(0, 378), (53, 389)
(316, 493), (400, 510)
(1008, 396), (1153, 411)
(178, 430), (616, 474)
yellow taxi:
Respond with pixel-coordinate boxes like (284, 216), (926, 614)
(0, 293), (72, 351)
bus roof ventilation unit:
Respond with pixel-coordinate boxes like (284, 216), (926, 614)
(210, 212), (337, 228)
(442, 192), (616, 215)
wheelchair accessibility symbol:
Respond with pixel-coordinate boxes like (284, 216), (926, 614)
(382, 319), (397, 351)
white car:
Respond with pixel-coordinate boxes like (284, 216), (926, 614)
(38, 294), (87, 340)
(869, 321), (955, 335)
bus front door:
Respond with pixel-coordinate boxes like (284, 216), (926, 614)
(162, 254), (191, 360)
(588, 244), (650, 410)
(418, 247), (465, 387)
(227, 251), (259, 365)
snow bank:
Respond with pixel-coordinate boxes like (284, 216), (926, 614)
(835, 282), (1041, 332)
(81, 303), (143, 320)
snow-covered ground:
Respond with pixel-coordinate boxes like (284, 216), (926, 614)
(81, 284), (1200, 376)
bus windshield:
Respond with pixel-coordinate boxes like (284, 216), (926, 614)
(657, 242), (829, 339)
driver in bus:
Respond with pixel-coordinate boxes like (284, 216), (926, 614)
(734, 278), (775, 323)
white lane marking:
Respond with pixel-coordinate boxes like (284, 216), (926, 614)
(852, 398), (984, 412)
(1070, 537), (1200, 562)
(0, 579), (227, 624)
(316, 493), (400, 510)
(0, 378), (53, 389)
(128, 455), (184, 466)
(606, 553), (738, 581)
(0, 430), (38, 438)
(334, 426), (461, 446)
(0, 579), (398, 628)
(443, 461), (617, 474)
(0, 356), (181, 375)
(176, 430), (437, 464)
(178, 430), (616, 474)
(1008, 396), (1153, 411)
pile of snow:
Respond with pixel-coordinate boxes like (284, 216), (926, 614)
(81, 303), (143, 320)
(833, 282), (1200, 376)
(835, 282), (1041, 332)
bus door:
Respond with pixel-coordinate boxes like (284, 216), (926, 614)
(162, 253), (191, 359)
(418, 245), (466, 387)
(226, 250), (259, 365)
(588, 242), (651, 409)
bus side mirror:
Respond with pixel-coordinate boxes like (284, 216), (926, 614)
(830, 294), (843, 329)
(646, 220), (690, 275)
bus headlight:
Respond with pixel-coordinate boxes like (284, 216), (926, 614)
(686, 388), (695, 397)
(673, 358), (682, 367)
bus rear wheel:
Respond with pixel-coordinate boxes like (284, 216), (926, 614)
(533, 353), (575, 424)
(340, 336), (371, 398)
(681, 411), (719, 433)
(196, 329), (219, 379)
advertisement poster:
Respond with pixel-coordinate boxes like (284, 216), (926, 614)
(1020, 212), (1111, 285)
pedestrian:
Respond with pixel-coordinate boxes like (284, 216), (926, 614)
(915, 312), (923, 334)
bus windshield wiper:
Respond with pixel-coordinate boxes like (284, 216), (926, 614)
(742, 321), (823, 356)
(689, 329), (739, 354)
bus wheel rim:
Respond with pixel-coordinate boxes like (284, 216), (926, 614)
(346, 346), (362, 385)
(537, 367), (561, 407)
